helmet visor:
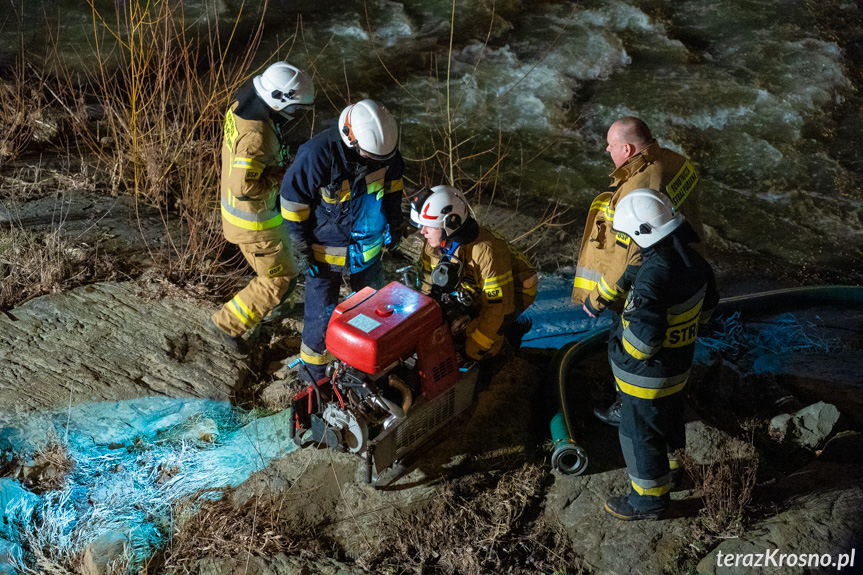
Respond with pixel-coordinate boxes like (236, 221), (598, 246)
(283, 103), (314, 115)
(358, 146), (397, 162)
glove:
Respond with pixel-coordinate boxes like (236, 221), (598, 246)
(384, 224), (402, 252)
(295, 257), (319, 278)
(583, 299), (601, 318)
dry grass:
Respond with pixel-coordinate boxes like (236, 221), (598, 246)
(677, 432), (759, 536)
(360, 461), (576, 575)
(152, 490), (317, 574)
(19, 433), (76, 494)
(146, 460), (575, 575)
(0, 53), (45, 162)
(0, 224), (131, 310)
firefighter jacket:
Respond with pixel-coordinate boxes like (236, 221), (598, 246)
(219, 101), (287, 244)
(608, 223), (718, 400)
(420, 221), (538, 360)
(572, 140), (703, 315)
(279, 127), (404, 273)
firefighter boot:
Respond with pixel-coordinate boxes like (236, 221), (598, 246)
(207, 317), (248, 355)
(604, 494), (668, 521)
(593, 396), (622, 427)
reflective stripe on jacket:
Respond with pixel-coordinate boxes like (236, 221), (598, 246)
(219, 104), (285, 244)
(279, 128), (404, 273)
(420, 226), (537, 359)
(608, 224), (718, 399)
(572, 141), (703, 314)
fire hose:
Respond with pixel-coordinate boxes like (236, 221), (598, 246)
(549, 285), (863, 475)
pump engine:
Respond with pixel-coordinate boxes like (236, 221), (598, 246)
(291, 279), (477, 485)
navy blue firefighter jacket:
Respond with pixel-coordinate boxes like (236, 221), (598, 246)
(609, 222), (719, 400)
(279, 127), (405, 273)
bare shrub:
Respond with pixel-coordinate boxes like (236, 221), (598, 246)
(360, 461), (577, 575)
(677, 432), (759, 536)
(74, 0), (271, 284)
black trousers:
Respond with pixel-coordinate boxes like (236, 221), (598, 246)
(618, 390), (685, 511)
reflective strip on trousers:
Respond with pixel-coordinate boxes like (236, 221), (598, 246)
(228, 295), (259, 328)
(300, 342), (332, 365)
(611, 362), (690, 399)
(630, 474), (671, 496)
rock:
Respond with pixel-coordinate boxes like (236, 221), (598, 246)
(793, 402), (841, 448)
(768, 413), (793, 442)
(0, 283), (245, 413)
(697, 457), (863, 575)
(260, 378), (302, 412)
(770, 402), (840, 449)
(80, 531), (128, 575)
(0, 479), (39, 525)
(685, 420), (757, 465)
(166, 416), (219, 444)
(547, 419), (748, 575)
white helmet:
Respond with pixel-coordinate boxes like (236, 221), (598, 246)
(338, 100), (398, 160)
(612, 188), (684, 248)
(253, 62), (315, 118)
(410, 185), (471, 238)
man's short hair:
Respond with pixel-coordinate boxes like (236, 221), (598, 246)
(615, 116), (653, 148)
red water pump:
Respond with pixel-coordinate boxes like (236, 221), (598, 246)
(291, 278), (478, 485)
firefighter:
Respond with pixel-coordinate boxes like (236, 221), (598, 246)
(573, 116), (704, 426)
(603, 188), (717, 521)
(209, 62), (315, 352)
(280, 99), (405, 382)
(409, 185), (538, 362)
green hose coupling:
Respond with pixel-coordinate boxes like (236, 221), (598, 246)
(550, 410), (588, 475)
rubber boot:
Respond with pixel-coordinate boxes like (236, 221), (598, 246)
(207, 317), (248, 355)
(593, 396), (622, 427)
(604, 494), (668, 521)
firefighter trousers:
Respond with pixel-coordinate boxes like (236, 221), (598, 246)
(618, 390), (685, 512)
(212, 236), (298, 337)
(300, 259), (384, 381)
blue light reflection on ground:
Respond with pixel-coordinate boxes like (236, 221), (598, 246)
(0, 398), (296, 570)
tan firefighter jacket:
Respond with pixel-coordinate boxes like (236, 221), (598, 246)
(572, 140), (703, 315)
(420, 226), (538, 360)
(219, 102), (286, 244)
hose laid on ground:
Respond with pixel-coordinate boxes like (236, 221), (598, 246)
(549, 285), (863, 475)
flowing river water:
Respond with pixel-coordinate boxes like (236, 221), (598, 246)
(3, 0), (862, 278)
